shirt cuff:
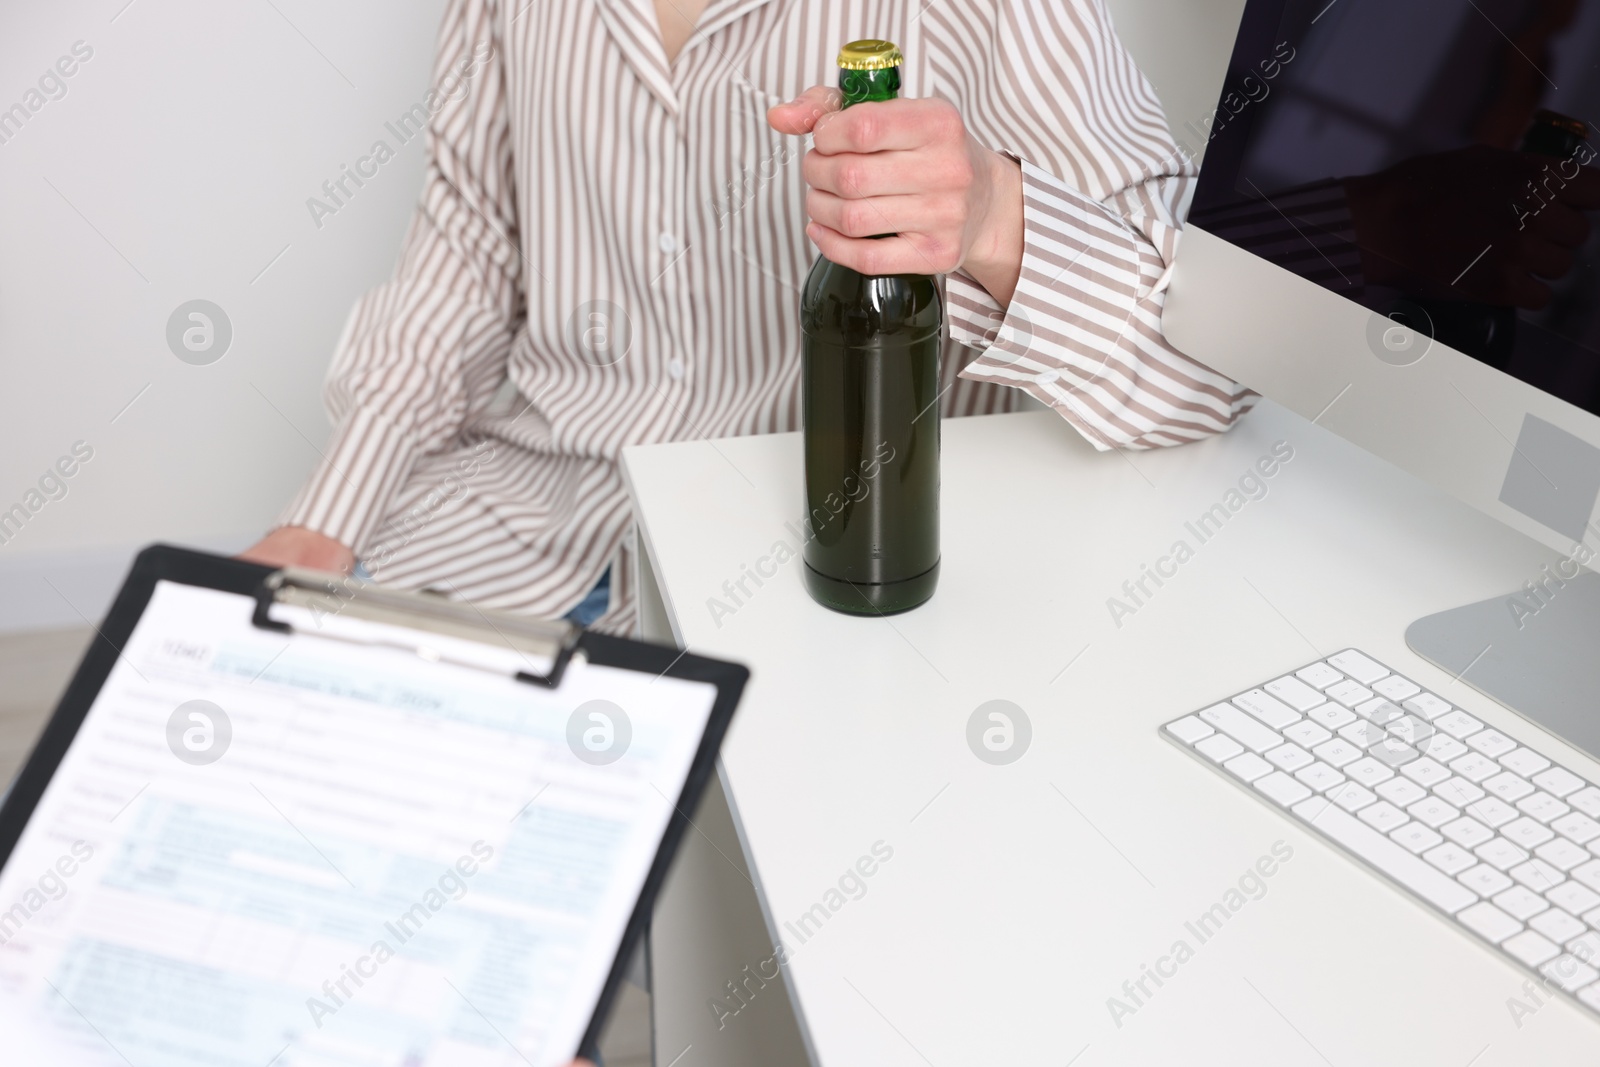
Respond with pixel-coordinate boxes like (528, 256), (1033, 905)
(276, 405), (422, 553)
(948, 157), (1144, 448)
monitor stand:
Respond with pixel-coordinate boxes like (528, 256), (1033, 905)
(1407, 573), (1600, 764)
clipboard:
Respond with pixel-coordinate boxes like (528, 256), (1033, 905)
(0, 544), (747, 1066)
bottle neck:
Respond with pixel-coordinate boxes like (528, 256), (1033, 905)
(840, 65), (900, 108)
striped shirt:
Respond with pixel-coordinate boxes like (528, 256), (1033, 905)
(277, 0), (1255, 633)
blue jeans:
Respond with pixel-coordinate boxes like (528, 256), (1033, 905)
(564, 566), (612, 626)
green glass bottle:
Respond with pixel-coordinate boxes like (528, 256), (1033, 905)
(800, 39), (943, 616)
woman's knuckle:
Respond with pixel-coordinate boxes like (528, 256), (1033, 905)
(839, 161), (870, 195)
(851, 113), (879, 150)
(842, 201), (875, 235)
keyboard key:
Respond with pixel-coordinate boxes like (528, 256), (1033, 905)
(1494, 887), (1551, 922)
(1434, 777), (1486, 807)
(1450, 753), (1499, 783)
(1166, 715), (1215, 745)
(1442, 817), (1495, 849)
(1408, 796), (1460, 829)
(1536, 839), (1593, 872)
(1501, 818), (1555, 850)
(1402, 692), (1452, 721)
(1465, 797), (1517, 828)
(1368, 738), (1420, 768)
(1282, 720), (1332, 749)
(1313, 738), (1363, 768)
(1225, 752), (1274, 783)
(1504, 930), (1560, 967)
(1265, 675), (1326, 711)
(1476, 838), (1530, 871)
(1518, 792), (1571, 824)
(1327, 649), (1389, 684)
(1553, 812), (1600, 845)
(1234, 689), (1300, 730)
(1424, 841), (1477, 875)
(1417, 735), (1468, 764)
(1468, 730), (1518, 759)
(1327, 680), (1374, 707)
(1254, 771), (1312, 807)
(1372, 674), (1421, 702)
(1195, 734), (1244, 764)
(1200, 703), (1282, 753)
(1511, 859), (1566, 894)
(1540, 954), (1600, 993)
(1546, 881), (1600, 916)
(1376, 778), (1428, 807)
(1484, 773), (1536, 803)
(1533, 767), (1587, 798)
(1340, 720), (1387, 748)
(1345, 757), (1395, 787)
(1391, 822), (1443, 854)
(1327, 781), (1377, 813)
(1459, 864), (1514, 897)
(1500, 747), (1552, 778)
(1294, 762), (1346, 793)
(1529, 908), (1587, 945)
(1567, 930), (1600, 964)
(1457, 900), (1522, 943)
(1266, 743), (1314, 773)
(1296, 662), (1345, 689)
(1400, 757), (1450, 788)
(1292, 796), (1477, 913)
(1572, 860), (1600, 894)
(1307, 703), (1356, 731)
(1435, 710), (1485, 739)
(1359, 801), (1409, 833)
(1354, 697), (1404, 723)
(1568, 787), (1600, 819)
(1381, 712), (1430, 745)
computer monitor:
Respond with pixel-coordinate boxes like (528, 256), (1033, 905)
(1163, 0), (1600, 756)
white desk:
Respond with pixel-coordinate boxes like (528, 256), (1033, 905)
(624, 401), (1600, 1066)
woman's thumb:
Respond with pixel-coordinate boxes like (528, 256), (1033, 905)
(766, 85), (843, 136)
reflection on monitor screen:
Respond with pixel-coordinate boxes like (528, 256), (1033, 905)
(1191, 0), (1600, 414)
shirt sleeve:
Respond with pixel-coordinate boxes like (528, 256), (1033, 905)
(927, 0), (1258, 450)
(278, 0), (521, 550)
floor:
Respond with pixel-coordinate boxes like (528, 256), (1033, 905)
(0, 626), (653, 1067)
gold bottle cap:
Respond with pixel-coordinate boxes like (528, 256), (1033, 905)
(837, 40), (902, 70)
(1533, 109), (1588, 140)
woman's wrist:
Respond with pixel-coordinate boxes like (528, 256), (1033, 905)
(959, 149), (1026, 307)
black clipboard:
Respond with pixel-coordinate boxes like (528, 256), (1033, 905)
(0, 543), (747, 1064)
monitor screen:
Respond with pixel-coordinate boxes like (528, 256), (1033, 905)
(1189, 0), (1600, 414)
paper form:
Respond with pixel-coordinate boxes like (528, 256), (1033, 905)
(0, 580), (716, 1067)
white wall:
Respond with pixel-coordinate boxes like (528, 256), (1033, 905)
(0, 0), (1247, 633)
(0, 0), (449, 629)
(1103, 0), (1250, 155)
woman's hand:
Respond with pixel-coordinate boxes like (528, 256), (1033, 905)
(238, 526), (356, 574)
(768, 85), (1025, 305)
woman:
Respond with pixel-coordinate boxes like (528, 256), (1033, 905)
(242, 0), (1251, 630)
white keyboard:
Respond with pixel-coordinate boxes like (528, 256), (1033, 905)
(1162, 648), (1600, 1015)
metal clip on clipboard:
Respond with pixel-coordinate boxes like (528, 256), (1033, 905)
(250, 567), (582, 688)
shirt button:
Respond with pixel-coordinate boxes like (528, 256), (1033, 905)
(658, 232), (679, 254)
(667, 358), (685, 380)
(1035, 369), (1060, 385)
